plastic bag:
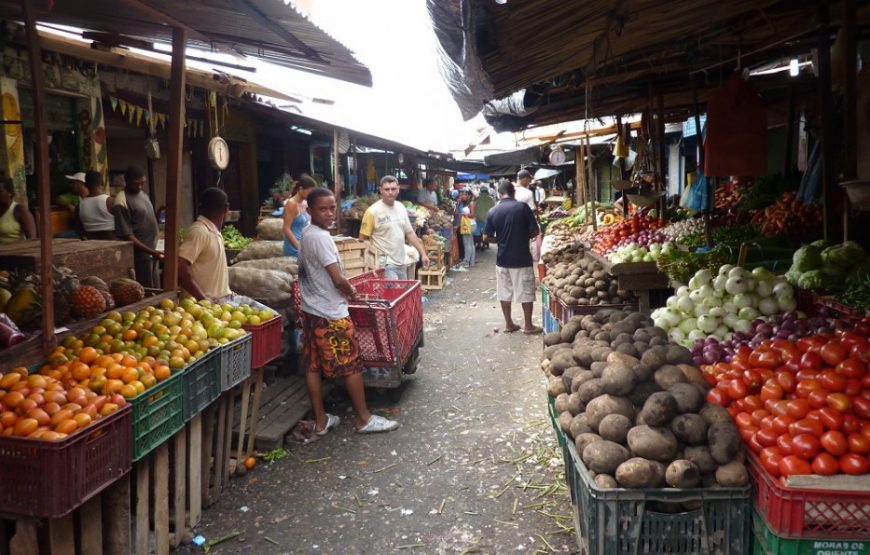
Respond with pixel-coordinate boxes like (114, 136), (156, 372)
(685, 173), (712, 211)
(0, 313), (26, 348)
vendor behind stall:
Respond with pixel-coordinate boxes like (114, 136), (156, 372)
(179, 187), (231, 301)
(0, 177), (36, 243)
(77, 170), (116, 240)
(114, 165), (162, 288)
(417, 177), (440, 210)
(56, 172), (86, 213)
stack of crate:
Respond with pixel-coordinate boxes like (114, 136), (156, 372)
(419, 243), (447, 290)
(334, 236), (368, 277)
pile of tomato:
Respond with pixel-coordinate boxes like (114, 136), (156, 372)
(589, 215), (665, 254)
(702, 328), (870, 478)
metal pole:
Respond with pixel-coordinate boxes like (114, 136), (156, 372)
(163, 27), (187, 292)
(842, 0), (857, 240)
(816, 5), (839, 243)
(22, 0), (54, 353)
(333, 128), (342, 234)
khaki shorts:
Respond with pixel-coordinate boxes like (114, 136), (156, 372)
(496, 265), (536, 303)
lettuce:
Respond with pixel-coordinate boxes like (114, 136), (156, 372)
(791, 245), (823, 272)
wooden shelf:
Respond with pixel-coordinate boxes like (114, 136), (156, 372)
(582, 250), (669, 313)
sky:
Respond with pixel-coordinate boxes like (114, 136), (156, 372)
(251, 0), (486, 154)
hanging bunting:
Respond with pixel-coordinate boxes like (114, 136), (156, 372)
(127, 106), (135, 124)
(119, 100), (127, 116)
(144, 110), (151, 124)
(135, 106), (144, 126)
(109, 96), (118, 112)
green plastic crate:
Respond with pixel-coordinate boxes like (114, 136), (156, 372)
(181, 348), (221, 422)
(131, 370), (184, 461)
(753, 509), (869, 555)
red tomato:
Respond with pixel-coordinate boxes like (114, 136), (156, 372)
(843, 414), (862, 435)
(806, 389), (829, 409)
(853, 397), (870, 420)
(761, 382), (784, 402)
(851, 342), (870, 362)
(818, 407), (844, 431)
(759, 447), (780, 460)
(818, 371), (847, 393)
(826, 393), (851, 413)
(792, 433), (822, 460)
(811, 453), (840, 476)
(760, 415), (776, 431)
(839, 453), (869, 475)
(735, 412), (753, 429)
(806, 410), (823, 426)
(747, 432), (765, 454)
(863, 373), (870, 389)
(820, 342), (848, 366)
(796, 369), (820, 381)
(751, 349), (782, 370)
(756, 427), (779, 447)
(727, 379), (748, 401)
(777, 434), (795, 456)
(789, 418), (824, 438)
(820, 430), (848, 456)
(768, 400), (790, 418)
(862, 423), (870, 441)
(848, 433), (869, 455)
(800, 351), (823, 371)
(797, 336), (826, 354)
(761, 453), (782, 477)
(751, 409), (769, 426)
(772, 415), (795, 435)
(743, 370), (762, 390)
(796, 379), (823, 399)
(845, 379), (863, 397)
(779, 455), (813, 477)
(743, 395), (764, 412)
(706, 387), (730, 406)
(740, 426), (759, 443)
(786, 399), (811, 419)
(776, 372), (797, 394)
(836, 357), (866, 379)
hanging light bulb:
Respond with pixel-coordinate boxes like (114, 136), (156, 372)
(495, 0), (508, 4)
(789, 58), (800, 77)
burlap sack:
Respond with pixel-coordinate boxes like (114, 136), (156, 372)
(233, 256), (299, 275)
(233, 240), (283, 262)
(228, 267), (294, 308)
(256, 218), (284, 241)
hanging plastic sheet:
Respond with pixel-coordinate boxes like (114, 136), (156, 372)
(704, 74), (767, 177)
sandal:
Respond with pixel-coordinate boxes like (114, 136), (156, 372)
(356, 414), (399, 434)
(315, 414), (341, 436)
(522, 326), (543, 335)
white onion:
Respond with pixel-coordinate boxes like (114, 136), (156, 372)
(719, 264), (734, 277)
(738, 307), (760, 320)
(733, 293), (755, 309)
(679, 318), (698, 334)
(758, 297), (779, 316)
(676, 286), (690, 298)
(676, 296), (695, 314)
(669, 328), (686, 342)
(687, 329), (706, 342)
(724, 313), (739, 328)
(697, 314), (718, 333)
(689, 288), (705, 303)
(726, 276), (749, 295)
(728, 266), (748, 279)
(777, 295), (797, 312)
(713, 275), (728, 291)
(709, 307), (725, 318)
(733, 319), (753, 334)
(694, 304), (711, 318)
(773, 282), (794, 297)
(694, 269), (713, 285)
(756, 281), (773, 298)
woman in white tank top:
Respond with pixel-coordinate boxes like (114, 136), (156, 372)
(77, 170), (116, 240)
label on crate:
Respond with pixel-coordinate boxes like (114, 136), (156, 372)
(799, 541), (868, 555)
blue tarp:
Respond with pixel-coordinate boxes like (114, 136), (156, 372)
(457, 172), (491, 181)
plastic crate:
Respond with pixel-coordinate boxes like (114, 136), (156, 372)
(543, 306), (560, 334)
(181, 348), (221, 422)
(753, 508), (870, 555)
(567, 440), (751, 555)
(132, 371), (184, 461)
(349, 279), (423, 367)
(552, 296), (637, 325)
(219, 333), (253, 391)
(242, 314), (283, 368)
(747, 451), (870, 539)
(0, 404), (132, 518)
(541, 283), (550, 308)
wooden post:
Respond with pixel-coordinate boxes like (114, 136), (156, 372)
(172, 428), (186, 547)
(21, 0), (54, 354)
(162, 26), (187, 291)
(103, 473), (132, 555)
(154, 444), (170, 555)
(586, 133), (597, 231)
(841, 0), (857, 240)
(333, 129), (342, 233)
(246, 366), (265, 456)
(816, 4), (839, 243)
(691, 76), (704, 170)
(188, 413), (203, 527)
(575, 145), (584, 211)
(784, 84), (796, 173)
(656, 90), (667, 217)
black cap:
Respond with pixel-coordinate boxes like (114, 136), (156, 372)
(517, 169), (532, 179)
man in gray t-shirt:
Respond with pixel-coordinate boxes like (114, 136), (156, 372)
(298, 225), (349, 320)
(113, 166), (162, 288)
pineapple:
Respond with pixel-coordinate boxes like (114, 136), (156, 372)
(70, 285), (106, 318)
(110, 278), (145, 307)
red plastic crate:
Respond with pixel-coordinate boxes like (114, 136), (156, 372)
(242, 314), (283, 368)
(0, 404), (132, 518)
(350, 279), (423, 367)
(551, 295), (636, 325)
(747, 451), (870, 539)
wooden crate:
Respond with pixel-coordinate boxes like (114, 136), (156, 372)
(419, 266), (447, 290)
(334, 236), (367, 278)
(0, 239), (134, 283)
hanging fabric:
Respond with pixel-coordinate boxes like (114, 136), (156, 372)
(704, 73), (767, 177)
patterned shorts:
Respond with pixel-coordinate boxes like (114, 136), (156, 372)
(302, 312), (363, 378)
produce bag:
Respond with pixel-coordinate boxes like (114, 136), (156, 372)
(0, 313), (25, 348)
(233, 240), (283, 262)
(255, 218), (285, 241)
(228, 267), (295, 308)
(682, 173), (712, 211)
(704, 73), (767, 177)
(233, 256), (299, 276)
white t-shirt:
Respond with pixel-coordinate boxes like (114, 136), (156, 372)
(514, 186), (536, 211)
(360, 199), (413, 266)
(298, 225), (348, 320)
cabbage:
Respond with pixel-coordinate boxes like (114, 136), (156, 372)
(785, 269), (802, 286)
(791, 245), (823, 272)
(797, 270), (825, 290)
(810, 239), (829, 249)
(821, 241), (866, 271)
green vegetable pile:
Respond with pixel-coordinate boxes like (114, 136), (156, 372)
(221, 225), (253, 249)
(785, 240), (867, 293)
(832, 261), (870, 312)
(655, 246), (732, 284)
(678, 223), (761, 249)
(740, 172), (799, 212)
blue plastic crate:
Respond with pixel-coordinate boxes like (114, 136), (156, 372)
(543, 306), (560, 334)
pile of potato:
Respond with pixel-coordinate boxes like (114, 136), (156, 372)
(544, 309), (748, 491)
(541, 222), (582, 266)
(543, 256), (635, 307)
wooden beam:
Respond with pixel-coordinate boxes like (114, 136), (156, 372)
(162, 27), (186, 292)
(816, 7), (839, 243)
(333, 128), (342, 233)
(239, 0), (324, 62)
(118, 0), (211, 44)
(21, 0), (54, 354)
(842, 0), (857, 240)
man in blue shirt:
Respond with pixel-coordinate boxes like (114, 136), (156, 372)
(483, 179), (542, 334)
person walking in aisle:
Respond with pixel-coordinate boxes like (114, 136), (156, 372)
(483, 179), (542, 335)
(299, 188), (399, 435)
(283, 175), (317, 257)
(458, 188), (476, 268)
(77, 170), (116, 240)
(113, 165), (162, 288)
(359, 175), (429, 279)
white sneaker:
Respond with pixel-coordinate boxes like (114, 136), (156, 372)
(315, 414), (341, 436)
(356, 414), (399, 433)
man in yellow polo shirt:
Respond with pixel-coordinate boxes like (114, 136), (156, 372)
(179, 188), (231, 301)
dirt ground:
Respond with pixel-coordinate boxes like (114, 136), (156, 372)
(192, 248), (576, 554)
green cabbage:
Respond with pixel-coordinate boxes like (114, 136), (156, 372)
(810, 239), (829, 249)
(785, 269), (802, 285)
(797, 270), (825, 290)
(791, 245), (823, 273)
(821, 241), (866, 270)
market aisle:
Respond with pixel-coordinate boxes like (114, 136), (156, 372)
(193, 248), (575, 555)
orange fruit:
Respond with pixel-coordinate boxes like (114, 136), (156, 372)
(88, 377), (106, 394)
(105, 379), (124, 394)
(121, 368), (139, 384)
(71, 364), (92, 382)
(107, 365), (124, 380)
(244, 457), (256, 470)
(26, 375), (46, 389)
(14, 418), (39, 437)
(19, 398), (38, 412)
(3, 391), (24, 409)
(44, 402), (61, 415)
(44, 390), (67, 404)
(79, 347), (98, 364)
(50, 409), (74, 427)
(73, 413), (92, 428)
(140, 374), (157, 389)
(130, 380), (145, 395)
(119, 384), (137, 399)
(121, 355), (137, 368)
(27, 408), (50, 426)
(100, 403), (119, 416)
(154, 365), (171, 381)
(0, 411), (17, 427)
(0, 373), (21, 389)
(54, 419), (78, 434)
(41, 431), (62, 441)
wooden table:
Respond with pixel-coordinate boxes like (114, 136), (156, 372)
(583, 250), (670, 314)
(0, 239), (134, 283)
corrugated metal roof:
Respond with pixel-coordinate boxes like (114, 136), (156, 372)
(4, 0), (371, 86)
